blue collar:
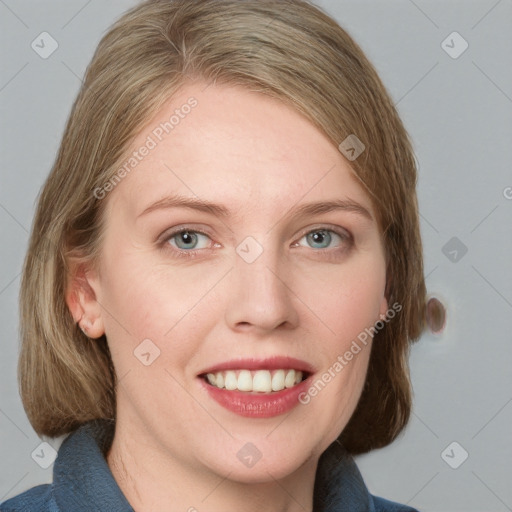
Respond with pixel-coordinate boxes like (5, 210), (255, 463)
(53, 419), (133, 512)
(51, 419), (376, 512)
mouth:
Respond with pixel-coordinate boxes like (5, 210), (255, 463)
(201, 368), (309, 394)
(198, 357), (313, 418)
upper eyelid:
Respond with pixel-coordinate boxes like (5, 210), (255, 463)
(159, 226), (213, 242)
(297, 224), (351, 237)
(163, 224), (349, 236)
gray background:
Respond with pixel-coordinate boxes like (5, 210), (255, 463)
(1, 1), (511, 511)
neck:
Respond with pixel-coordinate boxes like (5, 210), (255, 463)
(106, 421), (318, 512)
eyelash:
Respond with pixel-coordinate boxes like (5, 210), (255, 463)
(160, 226), (353, 260)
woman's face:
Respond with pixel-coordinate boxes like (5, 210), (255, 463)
(84, 81), (388, 482)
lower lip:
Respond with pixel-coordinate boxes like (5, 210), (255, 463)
(200, 377), (311, 418)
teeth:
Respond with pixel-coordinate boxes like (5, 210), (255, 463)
(225, 371), (238, 390)
(237, 370), (252, 391)
(285, 369), (296, 388)
(205, 369), (304, 393)
(271, 369), (285, 391)
(253, 370), (271, 392)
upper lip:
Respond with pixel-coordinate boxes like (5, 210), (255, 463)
(199, 356), (315, 376)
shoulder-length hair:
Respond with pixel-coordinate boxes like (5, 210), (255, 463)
(19, 0), (425, 454)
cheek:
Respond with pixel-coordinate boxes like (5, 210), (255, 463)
(98, 249), (224, 366)
(292, 255), (387, 344)
(294, 265), (383, 429)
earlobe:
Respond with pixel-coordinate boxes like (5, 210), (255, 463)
(65, 262), (105, 339)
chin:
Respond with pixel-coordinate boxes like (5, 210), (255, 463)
(198, 436), (321, 485)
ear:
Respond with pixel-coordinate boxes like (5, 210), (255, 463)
(379, 270), (391, 320)
(379, 294), (389, 320)
(65, 260), (105, 339)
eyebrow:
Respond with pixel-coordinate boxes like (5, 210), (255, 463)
(137, 193), (373, 221)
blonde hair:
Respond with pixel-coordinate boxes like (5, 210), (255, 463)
(19, 0), (426, 454)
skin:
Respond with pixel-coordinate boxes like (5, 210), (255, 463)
(67, 81), (389, 512)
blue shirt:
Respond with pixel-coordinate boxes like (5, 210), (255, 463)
(1, 420), (419, 511)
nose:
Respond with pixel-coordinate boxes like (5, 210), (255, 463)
(224, 245), (299, 334)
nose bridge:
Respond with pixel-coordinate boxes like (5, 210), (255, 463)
(224, 236), (299, 332)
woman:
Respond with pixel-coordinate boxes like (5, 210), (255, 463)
(1, 0), (426, 510)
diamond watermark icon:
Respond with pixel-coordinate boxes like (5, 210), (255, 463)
(31, 32), (59, 59)
(442, 236), (468, 263)
(338, 134), (365, 161)
(134, 338), (161, 366)
(237, 442), (262, 468)
(441, 441), (468, 469)
(441, 31), (468, 59)
(236, 236), (263, 264)
(31, 442), (58, 469)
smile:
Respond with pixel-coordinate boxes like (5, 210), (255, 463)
(198, 357), (314, 418)
(204, 369), (306, 393)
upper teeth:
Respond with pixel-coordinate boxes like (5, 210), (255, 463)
(206, 369), (304, 393)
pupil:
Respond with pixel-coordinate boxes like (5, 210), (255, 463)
(309, 230), (330, 248)
(180, 232), (196, 247)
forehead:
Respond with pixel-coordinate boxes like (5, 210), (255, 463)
(104, 82), (376, 223)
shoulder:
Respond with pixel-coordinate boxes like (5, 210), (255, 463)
(371, 494), (420, 512)
(0, 484), (59, 512)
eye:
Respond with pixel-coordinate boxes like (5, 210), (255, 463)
(166, 230), (212, 251)
(295, 228), (349, 250)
